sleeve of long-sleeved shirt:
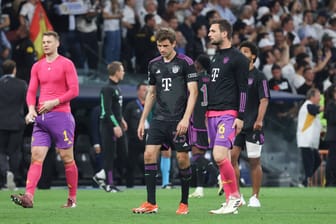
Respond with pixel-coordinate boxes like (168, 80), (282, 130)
(235, 54), (249, 120)
(26, 63), (39, 107)
(307, 104), (320, 116)
(100, 87), (120, 127)
(326, 102), (336, 125)
(58, 60), (79, 103)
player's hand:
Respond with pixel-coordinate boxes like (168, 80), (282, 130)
(176, 118), (189, 136)
(113, 126), (123, 138)
(253, 120), (263, 131)
(137, 122), (145, 140)
(121, 118), (128, 131)
(38, 99), (59, 114)
(232, 118), (243, 136)
(25, 110), (37, 124)
(93, 144), (101, 154)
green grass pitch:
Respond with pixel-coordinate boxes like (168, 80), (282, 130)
(1, 187), (335, 224)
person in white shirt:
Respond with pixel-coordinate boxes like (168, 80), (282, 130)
(19, 0), (37, 27)
(297, 88), (323, 187)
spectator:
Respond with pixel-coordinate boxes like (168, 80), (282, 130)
(312, 10), (329, 42)
(49, 0), (84, 68)
(0, 60), (27, 190)
(102, 0), (123, 64)
(76, 0), (101, 75)
(298, 10), (317, 40)
(135, 13), (158, 74)
(215, 0), (237, 25)
(281, 15), (300, 45)
(11, 21), (36, 84)
(185, 23), (208, 60)
(121, 0), (140, 73)
(138, 0), (165, 28)
(297, 88), (323, 187)
(268, 63), (297, 126)
(19, 0), (37, 28)
(323, 17), (336, 49)
(292, 60), (309, 91)
(178, 11), (196, 45)
(167, 16), (187, 54)
(288, 0), (303, 31)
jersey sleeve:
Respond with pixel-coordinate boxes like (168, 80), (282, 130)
(58, 60), (79, 103)
(307, 104), (320, 116)
(100, 87), (120, 127)
(148, 62), (156, 85)
(26, 63), (39, 107)
(257, 72), (271, 100)
(235, 53), (249, 120)
(184, 56), (198, 83)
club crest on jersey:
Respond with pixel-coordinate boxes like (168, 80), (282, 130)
(223, 57), (229, 64)
(248, 78), (254, 85)
(172, 65), (180, 74)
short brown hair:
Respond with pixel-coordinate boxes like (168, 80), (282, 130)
(155, 27), (176, 43)
(107, 61), (123, 76)
(2, 59), (16, 75)
(210, 19), (232, 39)
(306, 88), (320, 100)
(43, 31), (60, 41)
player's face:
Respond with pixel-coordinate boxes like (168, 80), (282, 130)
(208, 24), (228, 46)
(240, 46), (255, 63)
(137, 85), (147, 101)
(116, 65), (125, 81)
(311, 91), (321, 104)
(157, 39), (176, 59)
(42, 35), (59, 56)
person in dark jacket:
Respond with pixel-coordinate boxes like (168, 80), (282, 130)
(0, 59), (27, 189)
(324, 85), (336, 186)
(123, 82), (148, 187)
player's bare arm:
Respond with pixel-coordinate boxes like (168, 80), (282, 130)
(254, 98), (269, 130)
(137, 85), (156, 140)
(232, 118), (244, 135)
(176, 81), (198, 136)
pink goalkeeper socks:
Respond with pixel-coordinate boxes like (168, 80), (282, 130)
(65, 160), (78, 202)
(218, 158), (240, 201)
(25, 161), (43, 199)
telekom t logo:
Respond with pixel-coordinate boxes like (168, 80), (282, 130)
(162, 78), (172, 91)
(211, 68), (220, 82)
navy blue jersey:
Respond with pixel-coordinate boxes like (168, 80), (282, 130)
(243, 67), (270, 130)
(100, 80), (123, 127)
(148, 53), (197, 121)
(207, 47), (249, 120)
(191, 71), (210, 129)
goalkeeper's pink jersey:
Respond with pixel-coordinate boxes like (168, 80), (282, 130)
(26, 55), (79, 112)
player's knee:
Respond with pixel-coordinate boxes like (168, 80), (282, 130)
(144, 150), (157, 163)
(248, 157), (261, 168)
(176, 152), (189, 168)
